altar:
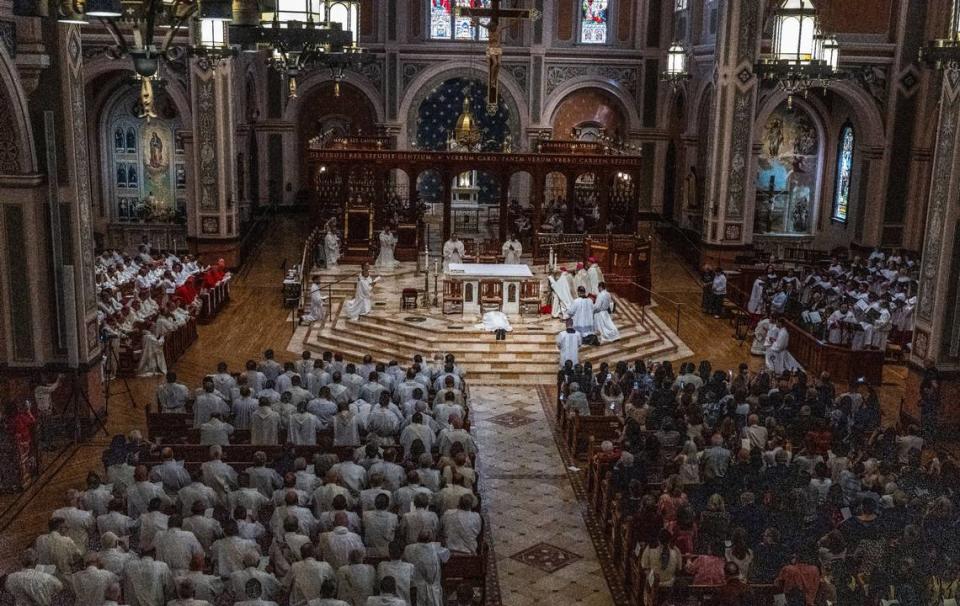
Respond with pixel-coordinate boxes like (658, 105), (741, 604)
(446, 263), (534, 314)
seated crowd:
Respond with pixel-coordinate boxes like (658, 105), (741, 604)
(96, 242), (231, 377)
(562, 357), (953, 606)
(2, 350), (483, 606)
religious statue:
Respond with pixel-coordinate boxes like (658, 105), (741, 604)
(148, 131), (164, 169)
(458, 0), (541, 115)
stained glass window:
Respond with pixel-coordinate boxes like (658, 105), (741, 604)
(430, 0), (491, 41)
(675, 0), (688, 10)
(832, 123), (854, 223)
(580, 0), (608, 44)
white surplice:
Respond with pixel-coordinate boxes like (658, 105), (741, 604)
(566, 296), (595, 336)
(556, 329), (583, 367)
(403, 542), (450, 606)
(501, 239), (522, 264)
(375, 231), (400, 270)
(324, 232), (340, 267)
(747, 278), (765, 314)
(593, 289), (620, 343)
(549, 276), (574, 317)
(480, 311), (512, 333)
(343, 275), (378, 321)
(138, 332), (167, 377)
(765, 326), (790, 374)
(302, 285), (326, 323)
(751, 318), (770, 355)
(587, 263), (604, 296)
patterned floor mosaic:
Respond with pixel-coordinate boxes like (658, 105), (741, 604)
(471, 385), (617, 606)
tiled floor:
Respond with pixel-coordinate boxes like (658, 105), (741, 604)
(470, 385), (615, 606)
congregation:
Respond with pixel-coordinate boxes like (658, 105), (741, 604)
(561, 355), (949, 606)
(3, 348), (485, 606)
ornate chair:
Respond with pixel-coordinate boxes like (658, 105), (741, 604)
(400, 288), (419, 310)
(519, 279), (541, 317)
(442, 279), (464, 315)
(479, 280), (503, 313)
(477, 239), (500, 264)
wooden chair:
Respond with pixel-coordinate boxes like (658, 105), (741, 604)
(479, 280), (503, 313)
(477, 240), (500, 264)
(443, 279), (464, 315)
(519, 279), (541, 317)
(400, 288), (419, 310)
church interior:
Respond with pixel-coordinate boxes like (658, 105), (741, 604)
(0, 0), (959, 605)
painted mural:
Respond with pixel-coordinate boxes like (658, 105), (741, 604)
(754, 103), (820, 236)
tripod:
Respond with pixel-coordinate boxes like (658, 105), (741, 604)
(103, 337), (139, 411)
(65, 368), (109, 443)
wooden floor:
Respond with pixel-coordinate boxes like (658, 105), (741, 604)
(0, 215), (908, 571)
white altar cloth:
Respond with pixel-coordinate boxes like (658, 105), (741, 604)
(446, 264), (534, 279)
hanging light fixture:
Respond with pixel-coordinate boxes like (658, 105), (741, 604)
(755, 0), (844, 107)
(919, 0), (960, 69)
(661, 41), (691, 90)
(60, 0), (370, 114)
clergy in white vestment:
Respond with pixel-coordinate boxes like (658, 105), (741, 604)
(764, 317), (791, 375)
(302, 277), (326, 324)
(574, 262), (589, 294)
(138, 326), (167, 377)
(284, 544), (336, 605)
(250, 398), (281, 445)
(442, 234), (466, 270)
(287, 403), (321, 445)
(747, 277), (766, 316)
(556, 322), (583, 368)
(480, 311), (512, 334)
(592, 283), (620, 343)
(336, 550), (377, 606)
(4, 550), (63, 606)
(158, 372), (190, 413)
(826, 304), (852, 345)
(441, 496), (482, 554)
(123, 554), (176, 606)
(404, 537), (450, 606)
(501, 234), (522, 264)
(586, 257), (604, 296)
(70, 553), (119, 606)
(324, 223), (340, 268)
(751, 318), (771, 356)
(375, 228), (401, 270)
(565, 287), (595, 338)
(871, 304), (893, 350)
(366, 577), (407, 606)
(546, 270), (571, 318)
(343, 265), (381, 321)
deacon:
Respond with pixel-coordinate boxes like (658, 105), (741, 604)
(574, 262), (589, 294)
(501, 233), (523, 265)
(442, 233), (466, 270)
(593, 282), (620, 343)
(565, 286), (596, 342)
(747, 275), (766, 318)
(343, 264), (381, 321)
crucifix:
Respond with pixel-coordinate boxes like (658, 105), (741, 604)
(457, 0), (541, 114)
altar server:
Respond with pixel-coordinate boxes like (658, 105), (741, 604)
(747, 276), (765, 316)
(501, 233), (523, 265)
(593, 282), (620, 343)
(565, 287), (596, 341)
(586, 257), (604, 297)
(764, 317), (790, 374)
(556, 322), (583, 368)
(343, 264), (381, 321)
(301, 276), (326, 324)
(442, 234), (465, 270)
(324, 221), (340, 268)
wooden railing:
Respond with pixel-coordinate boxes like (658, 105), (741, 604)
(784, 318), (884, 386)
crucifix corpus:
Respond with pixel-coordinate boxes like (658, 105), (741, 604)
(457, 0), (541, 115)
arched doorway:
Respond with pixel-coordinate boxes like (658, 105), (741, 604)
(550, 87), (628, 142)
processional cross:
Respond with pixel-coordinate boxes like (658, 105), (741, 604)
(457, 0), (541, 114)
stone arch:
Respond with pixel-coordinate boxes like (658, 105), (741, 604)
(0, 44), (37, 174)
(397, 62), (529, 150)
(283, 69), (385, 124)
(541, 78), (640, 132)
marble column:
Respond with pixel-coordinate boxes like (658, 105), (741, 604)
(907, 70), (960, 426)
(700, 0), (764, 266)
(189, 60), (240, 266)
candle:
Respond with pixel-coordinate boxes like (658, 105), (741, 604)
(435, 260), (439, 275)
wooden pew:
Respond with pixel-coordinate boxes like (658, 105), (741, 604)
(566, 412), (623, 458)
(442, 543), (488, 605)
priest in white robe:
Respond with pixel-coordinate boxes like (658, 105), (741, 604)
(324, 224), (340, 268)
(343, 265), (381, 321)
(301, 276), (326, 324)
(871, 304), (892, 350)
(764, 318), (791, 375)
(826, 304), (852, 345)
(548, 269), (574, 318)
(565, 287), (595, 339)
(375, 228), (400, 270)
(403, 537), (450, 606)
(586, 257), (604, 296)
(574, 263), (589, 294)
(751, 317), (771, 355)
(137, 325), (167, 377)
(501, 234), (522, 265)
(442, 234), (465, 271)
(747, 277), (765, 316)
(592, 283), (620, 343)
(4, 550), (63, 606)
(556, 322), (583, 368)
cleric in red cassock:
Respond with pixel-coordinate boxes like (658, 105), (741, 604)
(203, 258), (226, 289)
(175, 275), (198, 305)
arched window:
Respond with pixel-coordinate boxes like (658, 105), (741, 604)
(580, 0), (609, 44)
(429, 0), (491, 41)
(832, 123), (854, 224)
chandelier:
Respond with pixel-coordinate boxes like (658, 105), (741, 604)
(660, 41), (691, 90)
(754, 0), (843, 107)
(58, 0), (367, 116)
(919, 0), (960, 69)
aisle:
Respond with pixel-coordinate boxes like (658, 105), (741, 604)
(471, 385), (617, 606)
